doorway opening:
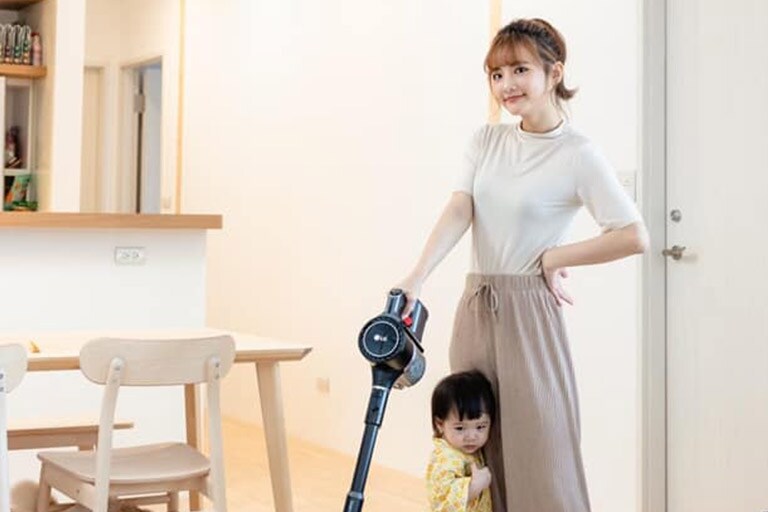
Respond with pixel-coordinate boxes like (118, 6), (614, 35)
(119, 58), (162, 213)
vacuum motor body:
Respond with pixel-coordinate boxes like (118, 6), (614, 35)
(357, 289), (429, 388)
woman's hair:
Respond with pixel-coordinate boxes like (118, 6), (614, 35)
(431, 370), (495, 436)
(484, 18), (577, 106)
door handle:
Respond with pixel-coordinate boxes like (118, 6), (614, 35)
(662, 245), (687, 260)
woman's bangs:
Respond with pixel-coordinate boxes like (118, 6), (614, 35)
(485, 36), (537, 72)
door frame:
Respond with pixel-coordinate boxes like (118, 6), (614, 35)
(81, 64), (106, 212)
(640, 0), (668, 510)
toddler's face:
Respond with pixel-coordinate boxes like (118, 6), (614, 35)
(437, 410), (491, 455)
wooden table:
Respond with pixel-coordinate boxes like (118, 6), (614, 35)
(10, 328), (312, 512)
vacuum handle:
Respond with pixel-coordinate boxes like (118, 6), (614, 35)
(387, 288), (429, 346)
(385, 288), (408, 316)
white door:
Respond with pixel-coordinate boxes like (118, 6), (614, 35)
(119, 62), (162, 213)
(667, 0), (768, 510)
(139, 64), (162, 213)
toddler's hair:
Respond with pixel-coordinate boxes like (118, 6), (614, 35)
(431, 370), (495, 436)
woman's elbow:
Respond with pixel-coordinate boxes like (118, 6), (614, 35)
(627, 222), (650, 254)
(449, 191), (474, 226)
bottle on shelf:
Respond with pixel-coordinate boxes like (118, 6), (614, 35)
(21, 25), (31, 65)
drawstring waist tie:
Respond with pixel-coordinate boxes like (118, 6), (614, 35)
(471, 281), (500, 317)
(465, 273), (548, 318)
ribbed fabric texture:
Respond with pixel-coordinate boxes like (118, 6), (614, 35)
(449, 274), (591, 512)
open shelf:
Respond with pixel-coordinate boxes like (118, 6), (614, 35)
(4, 168), (30, 176)
(0, 1), (44, 8)
(0, 64), (46, 79)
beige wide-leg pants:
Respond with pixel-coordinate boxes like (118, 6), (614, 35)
(449, 274), (591, 512)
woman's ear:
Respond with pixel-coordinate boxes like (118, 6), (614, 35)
(550, 61), (564, 88)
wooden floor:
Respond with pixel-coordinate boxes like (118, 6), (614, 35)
(221, 418), (427, 512)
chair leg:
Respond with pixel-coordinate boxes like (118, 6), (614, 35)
(168, 492), (179, 512)
(35, 466), (51, 512)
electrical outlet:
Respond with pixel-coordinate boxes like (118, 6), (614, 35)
(316, 377), (330, 394)
(115, 247), (146, 265)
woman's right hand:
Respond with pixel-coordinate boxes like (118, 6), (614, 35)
(395, 275), (423, 319)
(541, 249), (574, 307)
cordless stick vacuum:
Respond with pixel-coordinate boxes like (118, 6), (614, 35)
(343, 289), (429, 512)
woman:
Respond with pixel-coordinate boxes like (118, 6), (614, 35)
(398, 18), (648, 512)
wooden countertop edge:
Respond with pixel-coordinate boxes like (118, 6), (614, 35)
(0, 212), (222, 230)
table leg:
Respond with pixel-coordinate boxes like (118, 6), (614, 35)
(256, 362), (294, 512)
(185, 383), (202, 511)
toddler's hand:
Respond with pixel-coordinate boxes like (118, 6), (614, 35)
(468, 461), (492, 501)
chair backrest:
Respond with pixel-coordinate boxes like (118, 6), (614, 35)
(0, 343), (28, 512)
(0, 343), (27, 394)
(80, 335), (235, 512)
(80, 335), (236, 386)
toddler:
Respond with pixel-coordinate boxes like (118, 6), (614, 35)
(426, 370), (495, 511)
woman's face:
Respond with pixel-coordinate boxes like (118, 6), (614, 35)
(488, 46), (559, 119)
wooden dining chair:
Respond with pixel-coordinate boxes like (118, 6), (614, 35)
(0, 343), (28, 512)
(35, 335), (235, 512)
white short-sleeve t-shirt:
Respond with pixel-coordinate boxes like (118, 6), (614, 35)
(456, 121), (642, 275)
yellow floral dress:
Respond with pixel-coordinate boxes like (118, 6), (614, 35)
(426, 437), (492, 512)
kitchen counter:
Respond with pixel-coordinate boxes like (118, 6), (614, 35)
(0, 212), (222, 229)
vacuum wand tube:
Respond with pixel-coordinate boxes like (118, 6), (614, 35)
(343, 289), (429, 511)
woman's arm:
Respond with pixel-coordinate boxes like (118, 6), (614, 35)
(397, 191), (473, 313)
(543, 221), (649, 269)
(541, 221), (649, 305)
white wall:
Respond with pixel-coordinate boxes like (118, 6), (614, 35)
(46, 0), (86, 211)
(24, 0), (60, 210)
(82, 0), (119, 211)
(84, 0), (180, 213)
(2, 228), (207, 482)
(183, 0), (488, 473)
(183, 2), (642, 511)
